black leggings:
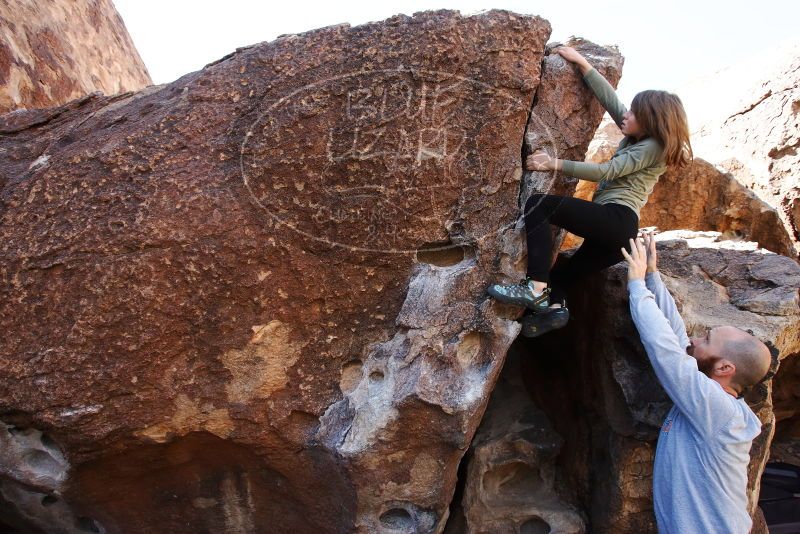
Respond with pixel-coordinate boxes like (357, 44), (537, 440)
(524, 193), (639, 305)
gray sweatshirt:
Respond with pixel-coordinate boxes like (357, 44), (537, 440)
(628, 272), (762, 534)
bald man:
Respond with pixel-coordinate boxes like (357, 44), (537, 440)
(621, 234), (772, 534)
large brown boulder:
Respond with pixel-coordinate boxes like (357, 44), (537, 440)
(0, 10), (622, 533)
(0, 0), (151, 114)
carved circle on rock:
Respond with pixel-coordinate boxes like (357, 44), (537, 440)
(240, 68), (557, 254)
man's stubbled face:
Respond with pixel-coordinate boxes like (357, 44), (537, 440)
(687, 327), (723, 377)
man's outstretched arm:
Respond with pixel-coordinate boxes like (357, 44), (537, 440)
(645, 271), (691, 350)
(623, 239), (735, 438)
(642, 232), (690, 349)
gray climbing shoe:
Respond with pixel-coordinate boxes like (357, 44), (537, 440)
(487, 279), (550, 312)
(520, 307), (569, 338)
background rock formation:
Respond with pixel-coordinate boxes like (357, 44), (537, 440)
(688, 41), (800, 259)
(462, 232), (798, 533)
(0, 0), (151, 113)
(684, 42), (800, 472)
(639, 159), (795, 257)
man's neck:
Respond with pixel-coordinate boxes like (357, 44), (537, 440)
(710, 376), (740, 398)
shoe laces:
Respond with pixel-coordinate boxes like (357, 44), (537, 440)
(519, 279), (550, 296)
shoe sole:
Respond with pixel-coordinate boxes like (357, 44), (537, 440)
(520, 309), (569, 338)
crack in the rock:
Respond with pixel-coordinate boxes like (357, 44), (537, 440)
(724, 82), (799, 122)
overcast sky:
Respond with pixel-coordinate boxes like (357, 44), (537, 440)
(114, 0), (799, 107)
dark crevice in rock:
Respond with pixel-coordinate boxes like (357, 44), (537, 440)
(0, 421), (101, 533)
(442, 446), (472, 534)
(415, 240), (474, 267)
(443, 37), (624, 534)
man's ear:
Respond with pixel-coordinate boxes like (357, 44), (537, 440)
(714, 359), (736, 378)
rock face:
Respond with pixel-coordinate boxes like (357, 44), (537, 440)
(0, 0), (151, 113)
(498, 231), (799, 533)
(689, 42), (800, 259)
(521, 40), (623, 202)
(455, 350), (585, 533)
(639, 158), (795, 257)
(0, 9), (624, 533)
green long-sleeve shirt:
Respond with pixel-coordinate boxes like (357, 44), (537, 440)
(560, 68), (667, 218)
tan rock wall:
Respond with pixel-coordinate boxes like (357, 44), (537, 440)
(0, 0), (151, 113)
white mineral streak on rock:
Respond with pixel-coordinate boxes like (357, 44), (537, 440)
(326, 257), (522, 456)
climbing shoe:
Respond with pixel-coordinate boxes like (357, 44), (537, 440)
(487, 279), (550, 313)
(520, 307), (569, 338)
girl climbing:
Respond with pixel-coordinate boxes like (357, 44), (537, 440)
(487, 46), (692, 337)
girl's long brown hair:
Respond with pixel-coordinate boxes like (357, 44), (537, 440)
(630, 90), (693, 168)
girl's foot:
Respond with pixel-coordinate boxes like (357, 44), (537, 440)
(520, 307), (569, 338)
(487, 279), (551, 313)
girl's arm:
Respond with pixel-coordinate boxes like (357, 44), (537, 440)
(561, 140), (661, 182)
(526, 139), (662, 182)
(556, 47), (627, 128)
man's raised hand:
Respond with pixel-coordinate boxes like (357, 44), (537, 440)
(641, 231), (658, 273)
(621, 238), (648, 281)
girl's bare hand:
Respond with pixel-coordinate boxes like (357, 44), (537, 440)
(525, 151), (553, 171)
(555, 46), (585, 64)
(555, 46), (592, 74)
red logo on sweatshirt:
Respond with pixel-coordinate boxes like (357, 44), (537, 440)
(661, 419), (673, 433)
